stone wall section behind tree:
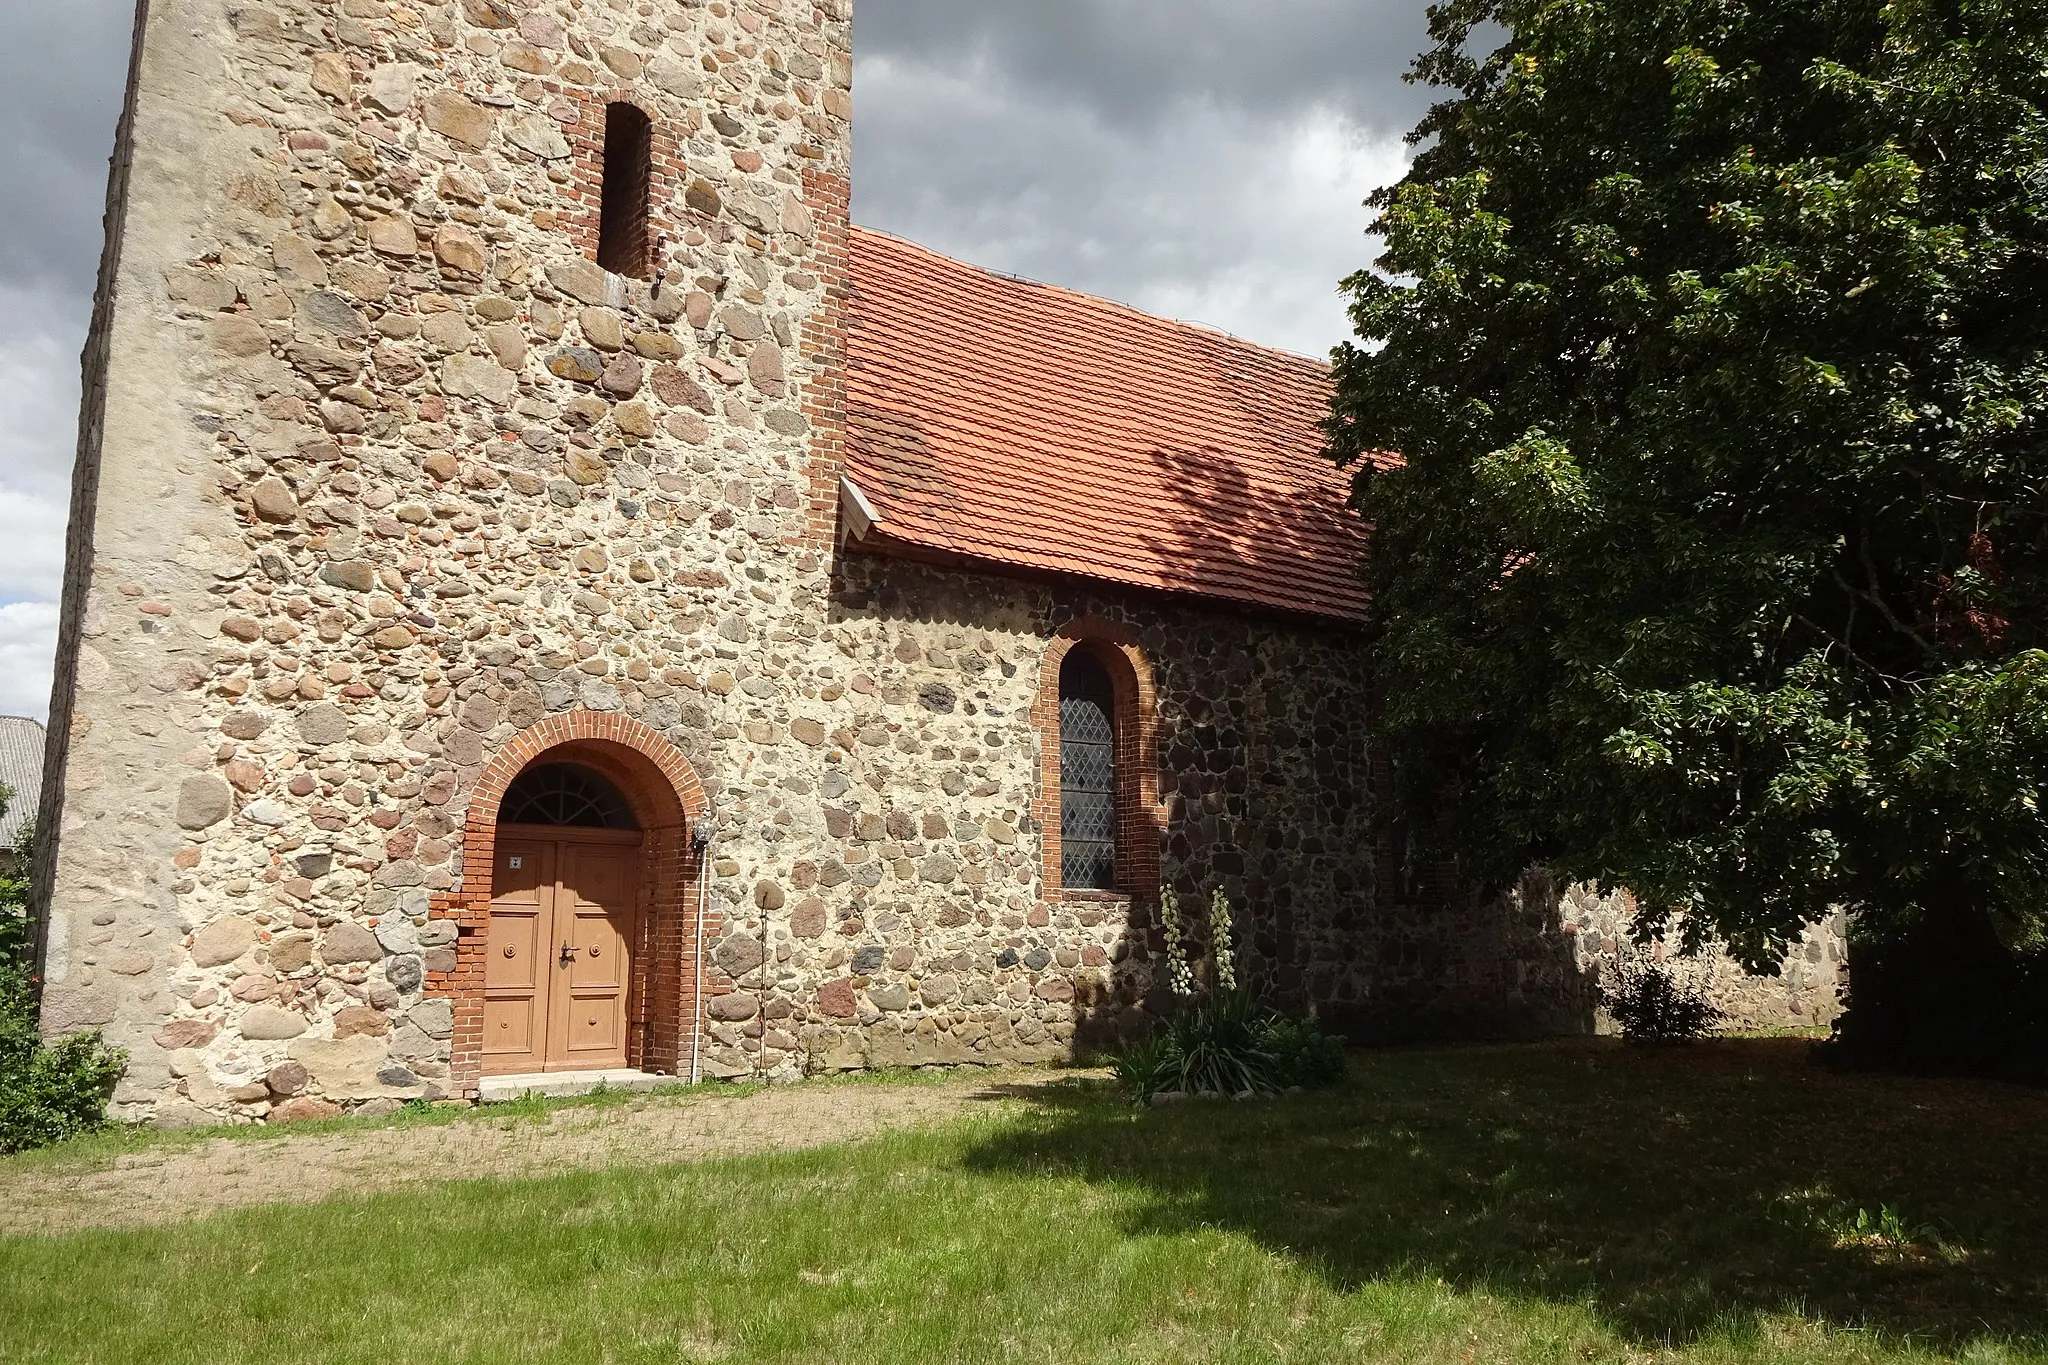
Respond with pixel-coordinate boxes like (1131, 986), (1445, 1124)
(1551, 876), (1846, 1032)
(800, 555), (1653, 1067)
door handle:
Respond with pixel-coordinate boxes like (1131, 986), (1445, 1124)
(558, 941), (580, 968)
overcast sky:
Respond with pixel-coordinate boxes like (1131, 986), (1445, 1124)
(0, 1), (1433, 722)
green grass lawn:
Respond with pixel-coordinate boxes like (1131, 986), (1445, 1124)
(2, 1039), (2044, 1364)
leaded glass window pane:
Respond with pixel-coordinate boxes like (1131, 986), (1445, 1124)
(1060, 650), (1118, 890)
(500, 764), (639, 830)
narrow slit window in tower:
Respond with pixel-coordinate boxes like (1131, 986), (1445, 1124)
(598, 102), (653, 278)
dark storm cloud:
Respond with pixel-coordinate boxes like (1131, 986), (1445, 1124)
(853, 0), (1437, 358)
(0, 0), (134, 714)
(0, 3), (136, 297)
(857, 0), (1437, 136)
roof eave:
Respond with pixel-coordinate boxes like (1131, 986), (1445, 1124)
(839, 528), (1370, 630)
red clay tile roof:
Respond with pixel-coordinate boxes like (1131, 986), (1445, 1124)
(843, 227), (1369, 623)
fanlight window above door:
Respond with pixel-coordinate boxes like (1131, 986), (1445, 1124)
(499, 764), (639, 830)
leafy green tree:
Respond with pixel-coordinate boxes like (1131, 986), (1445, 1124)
(0, 785), (27, 969)
(1332, 0), (2048, 1068)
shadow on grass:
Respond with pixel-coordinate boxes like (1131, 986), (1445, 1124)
(956, 1038), (2048, 1352)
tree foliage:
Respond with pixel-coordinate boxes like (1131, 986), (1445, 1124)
(1331, 0), (2048, 1017)
(0, 785), (27, 968)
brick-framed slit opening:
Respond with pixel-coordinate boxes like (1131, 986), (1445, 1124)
(596, 101), (654, 278)
(1031, 616), (1163, 912)
(431, 712), (712, 1098)
(557, 86), (683, 276)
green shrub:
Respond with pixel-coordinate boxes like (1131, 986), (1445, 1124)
(1113, 990), (1347, 1101)
(1602, 949), (1725, 1043)
(0, 797), (27, 968)
(0, 964), (125, 1155)
(0, 896), (23, 970)
(1258, 1011), (1348, 1089)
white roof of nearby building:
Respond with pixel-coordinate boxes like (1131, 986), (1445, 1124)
(0, 717), (46, 846)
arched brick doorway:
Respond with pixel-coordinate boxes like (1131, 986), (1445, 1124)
(431, 713), (711, 1097)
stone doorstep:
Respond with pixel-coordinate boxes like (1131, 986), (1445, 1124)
(477, 1069), (668, 1104)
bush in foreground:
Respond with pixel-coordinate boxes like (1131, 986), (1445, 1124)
(1602, 947), (1725, 1044)
(1111, 889), (1347, 1101)
(1113, 990), (1347, 1101)
(0, 964), (125, 1155)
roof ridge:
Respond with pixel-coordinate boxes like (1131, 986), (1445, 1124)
(848, 224), (1334, 373)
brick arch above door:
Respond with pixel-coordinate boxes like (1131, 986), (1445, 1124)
(467, 712), (710, 847)
(431, 710), (714, 1096)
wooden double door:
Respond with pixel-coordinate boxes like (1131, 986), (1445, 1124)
(484, 827), (643, 1075)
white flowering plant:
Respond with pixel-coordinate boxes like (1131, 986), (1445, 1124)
(1114, 883), (1347, 1101)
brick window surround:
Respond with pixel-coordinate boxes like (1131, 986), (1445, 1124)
(431, 712), (712, 1097)
(1032, 617), (1163, 908)
(595, 101), (655, 278)
(558, 87), (685, 275)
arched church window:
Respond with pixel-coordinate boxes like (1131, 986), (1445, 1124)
(597, 102), (653, 278)
(1059, 650), (1119, 891)
(499, 764), (639, 830)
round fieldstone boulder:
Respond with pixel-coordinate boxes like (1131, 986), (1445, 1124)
(318, 562), (375, 593)
(321, 922), (383, 965)
(271, 1097), (341, 1124)
(714, 934), (766, 977)
(269, 934), (314, 974)
(548, 347), (602, 383)
(408, 999), (454, 1039)
(246, 477), (298, 524)
(816, 978), (857, 1019)
(333, 1006), (389, 1039)
(240, 1005), (308, 1041)
(599, 352), (643, 397)
(191, 916), (256, 968)
(176, 775), (233, 831)
(386, 955), (425, 994)
(266, 1061), (309, 1096)
(154, 1019), (219, 1052)
(708, 993), (760, 1022)
(790, 897), (827, 939)
(296, 703), (351, 746)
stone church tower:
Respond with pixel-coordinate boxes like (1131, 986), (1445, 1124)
(35, 0), (862, 1122)
(31, 0), (1843, 1125)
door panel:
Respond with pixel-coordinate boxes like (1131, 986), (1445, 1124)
(548, 844), (638, 1071)
(483, 840), (554, 1075)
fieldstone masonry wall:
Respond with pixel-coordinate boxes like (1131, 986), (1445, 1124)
(33, 0), (1842, 1126)
(1553, 878), (1846, 1032)
(33, 0), (861, 1125)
